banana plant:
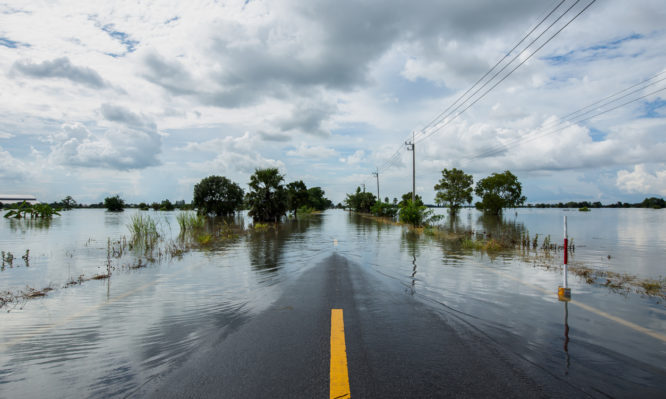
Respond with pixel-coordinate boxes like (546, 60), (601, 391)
(3, 202), (60, 219)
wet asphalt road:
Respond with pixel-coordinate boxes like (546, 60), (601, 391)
(145, 253), (588, 398)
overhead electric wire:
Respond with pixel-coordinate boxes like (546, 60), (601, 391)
(472, 71), (666, 159)
(353, 0), (596, 193)
(418, 0), (572, 138)
(369, 0), (571, 180)
(416, 0), (596, 144)
(470, 81), (666, 160)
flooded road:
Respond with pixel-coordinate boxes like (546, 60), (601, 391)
(1, 208), (665, 397)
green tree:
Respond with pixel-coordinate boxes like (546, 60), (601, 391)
(399, 192), (423, 207)
(160, 199), (175, 211)
(193, 175), (244, 216)
(474, 171), (526, 215)
(307, 187), (332, 211)
(398, 200), (431, 227)
(641, 197), (665, 209)
(247, 168), (288, 222)
(434, 168), (473, 212)
(344, 187), (376, 212)
(60, 195), (77, 210)
(104, 195), (125, 212)
(286, 180), (309, 215)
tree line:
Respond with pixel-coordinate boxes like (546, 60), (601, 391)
(92, 168), (332, 223)
(344, 169), (526, 226)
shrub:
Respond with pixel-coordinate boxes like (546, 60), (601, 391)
(104, 195), (125, 212)
(193, 175), (245, 216)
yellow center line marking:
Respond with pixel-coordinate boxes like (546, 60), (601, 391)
(330, 308), (350, 399)
(0, 277), (167, 352)
(478, 264), (666, 343)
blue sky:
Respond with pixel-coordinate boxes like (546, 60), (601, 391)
(0, 0), (665, 205)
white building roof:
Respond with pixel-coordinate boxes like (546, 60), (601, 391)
(0, 194), (38, 204)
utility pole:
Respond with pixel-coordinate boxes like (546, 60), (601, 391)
(361, 183), (365, 192)
(405, 131), (415, 203)
(372, 169), (380, 202)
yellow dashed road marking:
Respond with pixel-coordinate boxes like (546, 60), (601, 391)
(330, 309), (350, 398)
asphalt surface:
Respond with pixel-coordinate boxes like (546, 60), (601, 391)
(145, 252), (589, 398)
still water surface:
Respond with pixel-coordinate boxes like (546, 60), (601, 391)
(0, 208), (664, 397)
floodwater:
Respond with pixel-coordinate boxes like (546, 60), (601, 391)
(0, 208), (665, 397)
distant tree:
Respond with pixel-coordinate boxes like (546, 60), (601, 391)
(151, 202), (160, 211)
(104, 195), (125, 212)
(399, 192), (423, 207)
(193, 175), (244, 216)
(247, 168), (288, 222)
(60, 195), (77, 210)
(286, 180), (309, 215)
(160, 199), (175, 211)
(384, 197), (389, 203)
(474, 171), (525, 215)
(307, 187), (332, 210)
(344, 187), (376, 212)
(434, 168), (473, 212)
(138, 202), (149, 211)
(641, 197), (665, 209)
(0, 201), (3, 210)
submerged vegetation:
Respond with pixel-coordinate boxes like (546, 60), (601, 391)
(3, 202), (61, 219)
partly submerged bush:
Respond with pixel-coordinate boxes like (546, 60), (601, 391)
(371, 201), (398, 218)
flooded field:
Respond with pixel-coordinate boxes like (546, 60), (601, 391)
(1, 208), (665, 397)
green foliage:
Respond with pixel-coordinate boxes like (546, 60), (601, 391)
(60, 196), (77, 210)
(371, 201), (398, 218)
(160, 199), (175, 211)
(399, 192), (423, 207)
(434, 168), (473, 212)
(104, 195), (125, 212)
(286, 180), (309, 214)
(247, 168), (288, 222)
(0, 201), (3, 209)
(579, 207), (590, 212)
(151, 202), (160, 211)
(3, 202), (61, 219)
(474, 171), (525, 215)
(176, 211), (205, 233)
(193, 175), (245, 216)
(344, 187), (376, 212)
(286, 181), (332, 215)
(138, 202), (149, 210)
(297, 205), (316, 215)
(641, 197), (665, 209)
(307, 186), (332, 210)
(398, 200), (433, 227)
(128, 213), (160, 249)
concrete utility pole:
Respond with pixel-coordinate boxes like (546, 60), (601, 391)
(372, 169), (380, 202)
(362, 183), (365, 192)
(405, 131), (415, 203)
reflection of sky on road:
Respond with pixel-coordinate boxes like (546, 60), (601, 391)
(0, 208), (664, 396)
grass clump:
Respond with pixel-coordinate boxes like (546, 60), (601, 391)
(177, 212), (205, 234)
(128, 214), (160, 250)
(579, 207), (590, 212)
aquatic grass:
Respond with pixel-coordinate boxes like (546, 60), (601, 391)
(252, 222), (270, 231)
(177, 212), (205, 234)
(128, 214), (160, 251)
(196, 233), (212, 245)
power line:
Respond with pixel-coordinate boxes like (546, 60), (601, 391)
(470, 82), (666, 161)
(353, 0), (596, 195)
(416, 0), (596, 144)
(417, 0), (570, 137)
